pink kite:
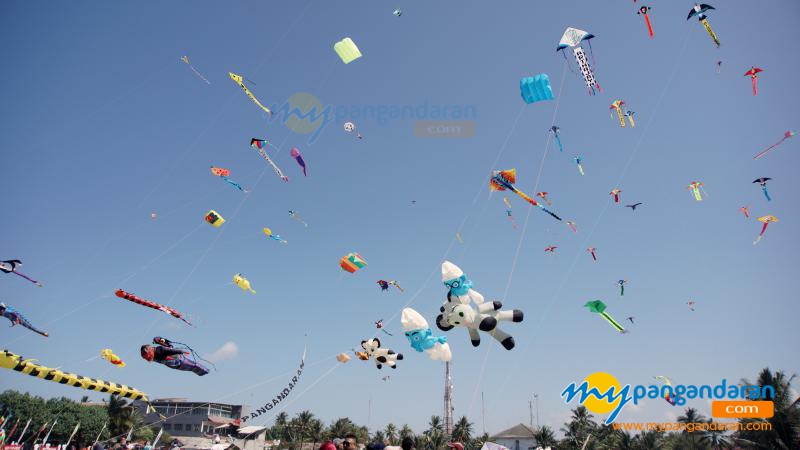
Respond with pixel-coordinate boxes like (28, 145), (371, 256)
(753, 215), (778, 245)
(587, 247), (598, 261)
(290, 147), (307, 176)
(744, 67), (763, 96)
(753, 131), (796, 160)
(610, 188), (622, 204)
(567, 221), (577, 233)
(536, 192), (552, 206)
(544, 246), (557, 253)
(739, 206), (750, 218)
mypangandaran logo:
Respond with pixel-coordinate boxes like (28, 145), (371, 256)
(562, 372), (775, 424)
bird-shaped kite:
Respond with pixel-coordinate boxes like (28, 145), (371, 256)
(290, 147), (307, 176)
(263, 228), (287, 244)
(0, 260), (42, 287)
(549, 126), (564, 152)
(610, 188), (622, 204)
(626, 316), (635, 324)
(753, 131), (797, 159)
(536, 192), (552, 206)
(744, 67), (764, 96)
(740, 206), (750, 218)
(544, 246), (557, 253)
(626, 203), (643, 211)
(617, 280), (627, 296)
(376, 280), (403, 293)
(587, 247), (598, 261)
(574, 155), (585, 176)
(610, 101), (627, 127)
(637, 6), (654, 38)
(490, 169), (562, 221)
(0, 303), (48, 337)
(753, 215), (778, 245)
(375, 320), (393, 336)
(233, 273), (256, 294)
(687, 181), (705, 201)
(752, 178), (772, 201)
(101, 349), (125, 368)
(687, 300), (696, 311)
(687, 3), (720, 47)
(716, 60), (722, 73)
(567, 221), (577, 233)
(584, 300), (625, 333)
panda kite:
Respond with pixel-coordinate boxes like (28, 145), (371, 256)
(360, 338), (403, 369)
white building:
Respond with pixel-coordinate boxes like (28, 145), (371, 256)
(491, 424), (538, 450)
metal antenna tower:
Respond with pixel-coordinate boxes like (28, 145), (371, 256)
(444, 361), (454, 438)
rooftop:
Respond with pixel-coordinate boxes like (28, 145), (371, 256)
(492, 424), (537, 439)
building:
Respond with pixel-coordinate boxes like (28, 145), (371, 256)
(135, 398), (246, 438)
(491, 424), (538, 450)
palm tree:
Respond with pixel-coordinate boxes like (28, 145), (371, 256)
(699, 419), (730, 450)
(426, 416), (443, 434)
(470, 432), (489, 450)
(423, 417), (445, 450)
(384, 423), (398, 445)
(308, 419), (324, 450)
(532, 426), (557, 448)
(372, 431), (386, 444)
(328, 418), (357, 440)
(633, 430), (662, 450)
(451, 417), (473, 444)
(560, 406), (596, 449)
(399, 424), (415, 440)
(676, 407), (706, 450)
(609, 430), (636, 450)
(272, 412), (290, 441)
(734, 368), (800, 450)
(107, 395), (145, 438)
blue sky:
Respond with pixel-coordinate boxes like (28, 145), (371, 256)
(1, 0), (799, 436)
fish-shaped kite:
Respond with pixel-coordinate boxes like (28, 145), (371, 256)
(490, 169), (562, 221)
(263, 228), (287, 244)
(101, 349), (125, 368)
(0, 303), (48, 337)
(229, 72), (271, 115)
(0, 259), (42, 287)
(114, 290), (192, 325)
(250, 139), (289, 182)
(584, 300), (625, 333)
(290, 147), (307, 176)
(210, 167), (248, 192)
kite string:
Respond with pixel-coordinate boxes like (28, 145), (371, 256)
(466, 59), (567, 420)
(491, 27), (694, 402)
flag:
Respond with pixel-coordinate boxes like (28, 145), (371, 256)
(42, 419), (57, 446)
(65, 422), (81, 447)
(16, 419), (32, 443)
(92, 423), (107, 446)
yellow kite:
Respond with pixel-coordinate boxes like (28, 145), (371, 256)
(229, 72), (271, 115)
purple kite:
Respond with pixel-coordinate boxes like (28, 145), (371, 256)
(290, 147), (307, 176)
(1, 260), (42, 287)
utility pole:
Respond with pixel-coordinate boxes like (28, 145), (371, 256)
(534, 393), (540, 429)
(444, 361), (454, 439)
(481, 392), (486, 435)
(529, 398), (534, 429)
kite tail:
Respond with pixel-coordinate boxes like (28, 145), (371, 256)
(13, 271), (42, 287)
(380, 329), (393, 336)
(752, 77), (758, 96)
(554, 135), (563, 152)
(644, 15), (654, 38)
(577, 165), (584, 176)
(600, 312), (625, 333)
(701, 19), (720, 47)
(539, 205), (562, 221)
(763, 188), (771, 201)
(620, 286), (624, 296)
(189, 66), (211, 85)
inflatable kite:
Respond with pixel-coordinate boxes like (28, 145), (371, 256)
(557, 27), (601, 95)
(587, 247), (598, 261)
(250, 139), (289, 182)
(754, 215), (778, 245)
(753, 178), (772, 201)
(114, 290), (192, 325)
(401, 308), (452, 361)
(567, 221), (577, 233)
(687, 181), (705, 201)
(336, 353), (351, 363)
(610, 188), (622, 204)
(205, 210), (225, 227)
(437, 291), (524, 350)
(263, 228), (287, 244)
(753, 131), (797, 159)
(0, 303), (48, 337)
(229, 72), (271, 115)
(0, 349), (151, 403)
(340, 252), (367, 273)
(610, 100), (627, 127)
(210, 167), (247, 192)
(503, 197), (517, 229)
(360, 338), (403, 369)
(377, 280), (403, 292)
(290, 147), (307, 176)
(140, 337), (209, 376)
(233, 273), (256, 294)
(638, 6), (654, 38)
(181, 56), (210, 84)
(549, 126), (564, 152)
(744, 67), (763, 96)
(0, 259), (42, 287)
(574, 155), (584, 175)
(654, 376), (678, 405)
(617, 280), (627, 296)
(740, 206), (750, 218)
(687, 3), (720, 47)
(520, 74), (554, 104)
(334, 38), (362, 64)
(288, 210), (308, 227)
(442, 261), (484, 305)
(100, 349), (125, 368)
(584, 300), (625, 333)
(490, 169), (561, 221)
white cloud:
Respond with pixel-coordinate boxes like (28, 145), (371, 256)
(205, 341), (239, 363)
